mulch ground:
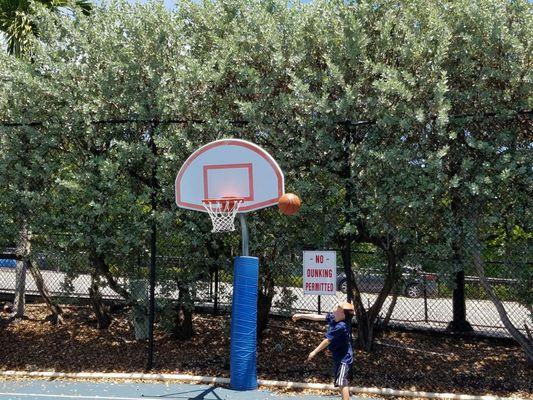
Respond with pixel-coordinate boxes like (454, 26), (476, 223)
(0, 304), (531, 398)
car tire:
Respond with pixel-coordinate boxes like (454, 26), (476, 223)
(338, 278), (347, 294)
(405, 283), (422, 298)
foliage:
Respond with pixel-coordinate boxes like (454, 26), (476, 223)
(0, 0), (91, 57)
(0, 0), (531, 346)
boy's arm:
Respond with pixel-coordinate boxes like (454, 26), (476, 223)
(292, 313), (327, 322)
(307, 338), (330, 361)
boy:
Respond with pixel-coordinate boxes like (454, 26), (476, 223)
(293, 302), (355, 400)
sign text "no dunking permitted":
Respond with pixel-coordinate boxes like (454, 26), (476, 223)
(303, 251), (337, 295)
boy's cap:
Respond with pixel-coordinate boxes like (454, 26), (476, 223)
(341, 302), (355, 311)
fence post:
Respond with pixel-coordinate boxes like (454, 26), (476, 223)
(214, 263), (219, 316)
(447, 221), (473, 333)
(209, 271), (213, 299)
(423, 284), (428, 323)
(146, 124), (157, 371)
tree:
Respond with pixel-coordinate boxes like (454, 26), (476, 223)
(0, 0), (92, 323)
(0, 52), (68, 323)
(0, 0), (91, 57)
(436, 0), (532, 364)
(276, 0), (453, 350)
(1, 0), (530, 360)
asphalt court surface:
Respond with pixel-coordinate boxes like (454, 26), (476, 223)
(0, 379), (372, 399)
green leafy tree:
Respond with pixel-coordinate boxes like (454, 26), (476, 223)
(274, 0), (453, 349)
(0, 51), (69, 322)
(0, 0), (91, 57)
(431, 0), (532, 364)
(1, 0), (531, 361)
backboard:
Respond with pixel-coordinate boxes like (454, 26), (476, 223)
(175, 139), (284, 213)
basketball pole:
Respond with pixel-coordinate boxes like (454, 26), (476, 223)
(175, 139), (283, 391)
(238, 213), (249, 256)
(229, 212), (258, 390)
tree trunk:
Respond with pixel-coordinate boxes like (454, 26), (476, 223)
(172, 303), (194, 340)
(27, 260), (63, 324)
(257, 262), (275, 338)
(11, 219), (63, 322)
(12, 259), (26, 318)
(468, 218), (533, 366)
(98, 256), (132, 305)
(339, 236), (369, 349)
(383, 281), (400, 328)
(130, 279), (149, 340)
(12, 220), (31, 319)
(172, 281), (194, 340)
(356, 245), (399, 351)
(88, 268), (112, 329)
(356, 308), (375, 351)
(89, 252), (113, 329)
(357, 291), (392, 350)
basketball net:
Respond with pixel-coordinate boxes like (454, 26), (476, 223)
(202, 198), (243, 233)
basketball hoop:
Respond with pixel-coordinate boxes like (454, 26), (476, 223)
(202, 197), (243, 233)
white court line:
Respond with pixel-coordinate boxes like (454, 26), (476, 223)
(0, 371), (515, 400)
(0, 393), (148, 400)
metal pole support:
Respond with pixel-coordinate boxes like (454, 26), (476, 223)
(238, 214), (249, 257)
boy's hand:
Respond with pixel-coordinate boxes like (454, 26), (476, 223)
(292, 314), (300, 322)
(307, 350), (316, 361)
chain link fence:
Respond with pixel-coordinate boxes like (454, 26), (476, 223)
(1, 237), (528, 338)
(0, 114), (530, 371)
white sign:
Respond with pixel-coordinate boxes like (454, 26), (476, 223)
(303, 251), (337, 295)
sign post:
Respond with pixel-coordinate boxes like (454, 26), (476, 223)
(303, 251), (337, 296)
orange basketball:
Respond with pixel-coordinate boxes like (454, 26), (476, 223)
(278, 193), (301, 216)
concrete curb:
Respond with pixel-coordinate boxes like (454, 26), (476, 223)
(0, 370), (521, 400)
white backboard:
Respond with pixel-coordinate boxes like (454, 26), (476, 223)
(176, 139), (284, 213)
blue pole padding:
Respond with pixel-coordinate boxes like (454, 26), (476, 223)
(230, 256), (259, 390)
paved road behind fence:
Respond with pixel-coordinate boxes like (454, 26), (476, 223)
(0, 267), (529, 338)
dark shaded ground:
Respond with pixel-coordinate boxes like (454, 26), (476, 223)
(0, 304), (531, 398)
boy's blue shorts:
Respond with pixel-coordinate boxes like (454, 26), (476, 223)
(333, 361), (353, 387)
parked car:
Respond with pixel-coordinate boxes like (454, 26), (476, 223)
(0, 247), (49, 269)
(0, 258), (16, 268)
(0, 247), (16, 268)
(336, 265), (438, 298)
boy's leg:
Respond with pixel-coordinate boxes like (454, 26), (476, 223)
(339, 386), (350, 400)
(334, 362), (352, 400)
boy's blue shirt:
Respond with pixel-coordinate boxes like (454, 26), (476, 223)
(325, 312), (353, 364)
